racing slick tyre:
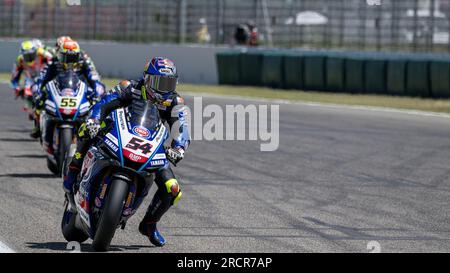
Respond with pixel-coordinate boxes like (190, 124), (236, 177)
(58, 127), (73, 175)
(47, 158), (59, 175)
(92, 179), (129, 252)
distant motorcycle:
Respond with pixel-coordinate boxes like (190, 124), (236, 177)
(15, 74), (38, 121)
(40, 70), (92, 175)
(61, 101), (172, 251)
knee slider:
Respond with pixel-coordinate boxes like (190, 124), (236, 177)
(164, 178), (182, 205)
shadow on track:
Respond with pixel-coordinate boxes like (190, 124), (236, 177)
(26, 242), (93, 252)
(0, 173), (56, 178)
(0, 138), (37, 142)
(9, 154), (47, 159)
(26, 242), (154, 252)
(4, 129), (31, 133)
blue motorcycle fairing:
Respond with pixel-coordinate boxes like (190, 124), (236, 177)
(73, 102), (169, 239)
(76, 146), (153, 238)
(44, 71), (91, 121)
(102, 104), (169, 172)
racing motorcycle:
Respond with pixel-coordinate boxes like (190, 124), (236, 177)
(61, 101), (172, 251)
(15, 72), (39, 121)
(40, 70), (92, 175)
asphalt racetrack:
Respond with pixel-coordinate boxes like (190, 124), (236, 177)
(0, 82), (449, 253)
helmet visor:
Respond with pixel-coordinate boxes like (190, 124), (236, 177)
(59, 52), (80, 64)
(145, 74), (177, 93)
(23, 51), (37, 63)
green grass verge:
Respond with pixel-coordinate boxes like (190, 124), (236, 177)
(178, 84), (450, 114)
(3, 73), (450, 114)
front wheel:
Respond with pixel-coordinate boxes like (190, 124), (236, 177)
(58, 127), (73, 174)
(92, 179), (129, 252)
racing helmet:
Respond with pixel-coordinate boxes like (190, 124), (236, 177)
(55, 36), (72, 49)
(32, 39), (44, 49)
(58, 40), (81, 68)
(143, 57), (178, 100)
(20, 40), (38, 65)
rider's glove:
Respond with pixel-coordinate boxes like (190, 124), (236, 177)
(166, 147), (185, 165)
(95, 82), (105, 98)
(14, 87), (21, 97)
(85, 119), (101, 139)
(33, 92), (44, 109)
(11, 81), (19, 91)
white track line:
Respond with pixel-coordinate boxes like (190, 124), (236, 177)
(2, 79), (449, 119)
(0, 240), (15, 253)
(184, 92), (450, 119)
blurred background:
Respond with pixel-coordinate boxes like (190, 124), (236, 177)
(1, 0), (450, 53)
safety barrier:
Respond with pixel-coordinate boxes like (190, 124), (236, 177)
(216, 49), (450, 98)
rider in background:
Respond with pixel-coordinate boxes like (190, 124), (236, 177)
(63, 57), (190, 247)
(11, 39), (53, 138)
(51, 36), (98, 74)
(34, 39), (105, 160)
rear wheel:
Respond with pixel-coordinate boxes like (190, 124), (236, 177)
(61, 198), (89, 243)
(92, 179), (128, 252)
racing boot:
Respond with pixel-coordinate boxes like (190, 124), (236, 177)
(138, 192), (171, 247)
(138, 177), (182, 247)
(63, 165), (80, 213)
(138, 221), (166, 247)
(30, 126), (40, 139)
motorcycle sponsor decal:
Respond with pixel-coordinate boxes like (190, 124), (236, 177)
(75, 192), (90, 228)
(153, 153), (166, 160)
(82, 151), (95, 175)
(117, 109), (127, 131)
(150, 159), (165, 166)
(123, 208), (133, 216)
(156, 104), (167, 111)
(80, 199), (89, 212)
(132, 126), (150, 138)
(125, 192), (133, 207)
(162, 99), (172, 107)
(62, 88), (75, 96)
(45, 100), (57, 115)
(123, 149), (147, 163)
(45, 100), (56, 108)
(106, 133), (119, 145)
(79, 102), (91, 115)
(59, 107), (77, 115)
(159, 68), (173, 74)
(105, 138), (119, 152)
(95, 197), (102, 207)
(154, 125), (166, 143)
(99, 183), (108, 199)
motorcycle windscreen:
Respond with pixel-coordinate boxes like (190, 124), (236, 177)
(111, 102), (167, 167)
(55, 70), (80, 96)
(129, 101), (161, 134)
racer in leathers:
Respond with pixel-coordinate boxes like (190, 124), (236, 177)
(34, 39), (105, 159)
(63, 57), (190, 247)
(11, 39), (53, 138)
(51, 36), (98, 74)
